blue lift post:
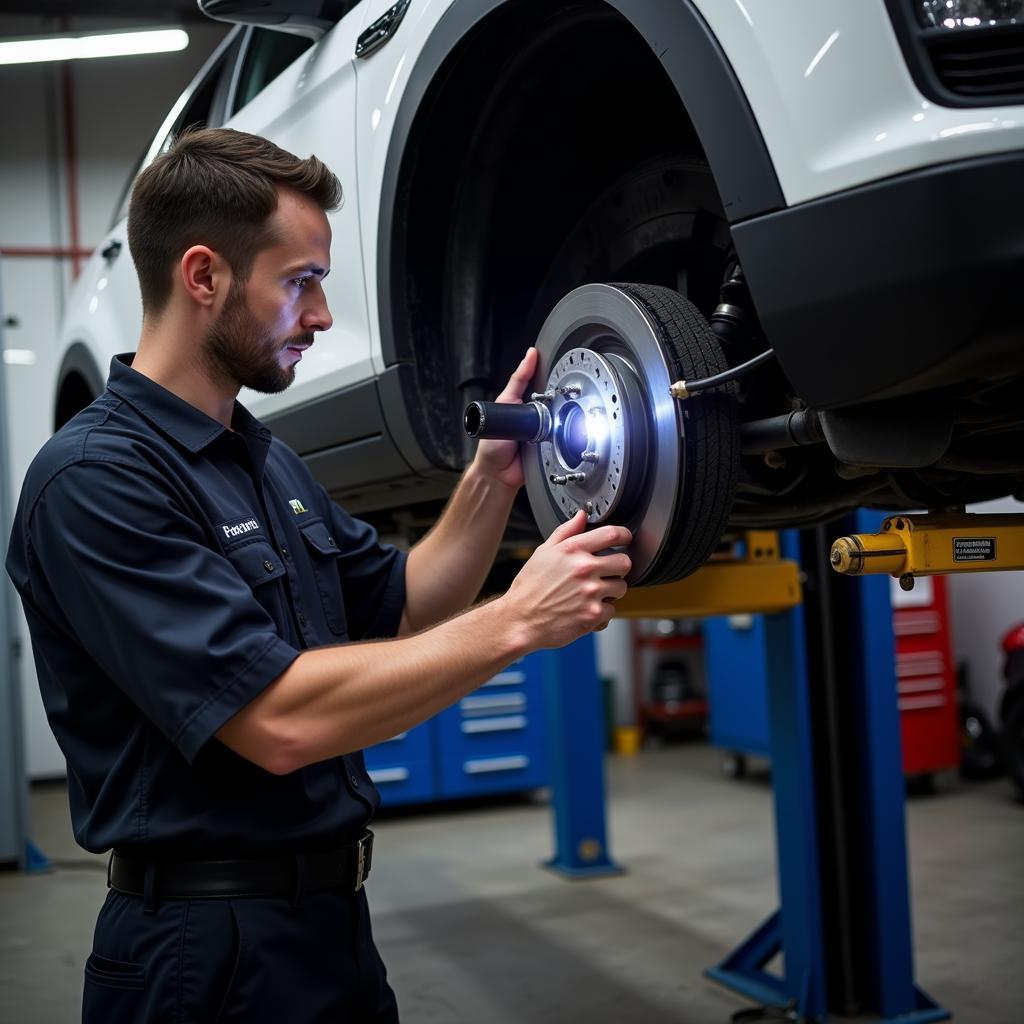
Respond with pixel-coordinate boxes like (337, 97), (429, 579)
(707, 530), (827, 1018)
(543, 522), (949, 1019)
(542, 634), (623, 878)
(708, 521), (948, 1022)
(842, 510), (947, 1023)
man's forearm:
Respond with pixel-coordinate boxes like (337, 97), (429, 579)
(218, 596), (530, 774)
(401, 461), (518, 633)
(218, 513), (633, 774)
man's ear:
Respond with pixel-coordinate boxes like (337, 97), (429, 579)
(179, 246), (232, 310)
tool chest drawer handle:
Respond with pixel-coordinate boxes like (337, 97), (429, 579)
(893, 611), (941, 635)
(461, 715), (527, 734)
(897, 677), (944, 694)
(483, 671), (527, 687)
(367, 767), (411, 784)
(463, 755), (530, 775)
(896, 652), (945, 676)
(460, 694), (527, 714)
(897, 695), (947, 711)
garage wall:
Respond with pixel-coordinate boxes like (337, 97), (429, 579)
(0, 15), (228, 777)
(948, 496), (1024, 729)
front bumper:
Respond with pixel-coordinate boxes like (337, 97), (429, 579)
(732, 149), (1024, 409)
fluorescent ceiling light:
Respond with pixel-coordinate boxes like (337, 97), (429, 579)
(0, 28), (189, 66)
(3, 350), (37, 366)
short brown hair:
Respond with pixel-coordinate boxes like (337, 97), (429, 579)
(127, 127), (343, 316)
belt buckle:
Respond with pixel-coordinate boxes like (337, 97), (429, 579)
(354, 834), (368, 892)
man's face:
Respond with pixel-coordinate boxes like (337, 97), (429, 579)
(202, 188), (333, 395)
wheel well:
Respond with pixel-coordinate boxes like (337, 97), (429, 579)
(391, 1), (711, 468)
(55, 370), (96, 431)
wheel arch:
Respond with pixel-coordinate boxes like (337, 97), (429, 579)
(54, 342), (104, 431)
(375, 0), (783, 469)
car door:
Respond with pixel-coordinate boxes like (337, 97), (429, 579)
(58, 29), (247, 403)
(224, 10), (373, 421)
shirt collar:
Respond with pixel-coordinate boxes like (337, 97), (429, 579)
(105, 354), (272, 455)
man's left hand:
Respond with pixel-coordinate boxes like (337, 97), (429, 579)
(471, 347), (539, 491)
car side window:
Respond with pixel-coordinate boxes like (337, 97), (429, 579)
(111, 32), (242, 227)
(231, 29), (314, 116)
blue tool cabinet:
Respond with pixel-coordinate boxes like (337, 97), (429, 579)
(362, 655), (548, 806)
(361, 722), (436, 805)
(703, 614), (772, 760)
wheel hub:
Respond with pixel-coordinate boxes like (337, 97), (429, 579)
(536, 348), (644, 523)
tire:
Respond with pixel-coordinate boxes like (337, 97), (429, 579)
(1002, 697), (1024, 801)
(526, 155), (730, 334)
(523, 282), (739, 585)
(959, 701), (1002, 780)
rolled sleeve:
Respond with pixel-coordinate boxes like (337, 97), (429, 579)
(27, 458), (300, 764)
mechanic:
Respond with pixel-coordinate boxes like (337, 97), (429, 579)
(5, 128), (631, 1023)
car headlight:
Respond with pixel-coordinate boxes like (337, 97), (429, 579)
(916, 0), (1024, 30)
(887, 0), (1024, 104)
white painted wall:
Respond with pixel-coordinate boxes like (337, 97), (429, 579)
(0, 16), (228, 778)
(947, 496), (1024, 729)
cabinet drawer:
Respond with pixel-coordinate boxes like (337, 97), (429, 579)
(438, 747), (546, 799)
(438, 704), (545, 755)
(438, 654), (547, 760)
(366, 759), (435, 806)
(363, 721), (432, 765)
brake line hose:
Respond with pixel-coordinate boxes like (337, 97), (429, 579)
(669, 347), (777, 400)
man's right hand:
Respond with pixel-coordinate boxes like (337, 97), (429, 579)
(220, 509), (633, 773)
(502, 510), (632, 649)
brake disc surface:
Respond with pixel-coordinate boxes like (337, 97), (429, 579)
(524, 284), (685, 583)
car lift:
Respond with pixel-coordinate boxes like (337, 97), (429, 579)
(831, 511), (1024, 589)
(538, 511), (1008, 1022)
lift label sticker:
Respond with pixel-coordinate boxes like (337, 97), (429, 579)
(953, 537), (995, 562)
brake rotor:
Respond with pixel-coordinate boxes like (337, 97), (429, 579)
(524, 283), (685, 583)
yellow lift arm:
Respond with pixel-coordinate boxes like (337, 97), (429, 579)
(830, 512), (1024, 590)
(617, 531), (802, 619)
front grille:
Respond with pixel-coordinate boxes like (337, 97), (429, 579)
(927, 24), (1024, 99)
(885, 0), (1024, 106)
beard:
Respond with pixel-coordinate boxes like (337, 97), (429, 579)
(201, 282), (313, 395)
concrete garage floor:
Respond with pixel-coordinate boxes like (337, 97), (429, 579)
(1, 744), (1022, 1023)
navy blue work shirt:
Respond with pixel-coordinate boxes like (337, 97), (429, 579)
(5, 355), (407, 857)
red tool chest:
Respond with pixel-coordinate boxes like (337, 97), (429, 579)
(890, 574), (960, 776)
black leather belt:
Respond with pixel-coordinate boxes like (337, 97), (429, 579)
(108, 830), (373, 900)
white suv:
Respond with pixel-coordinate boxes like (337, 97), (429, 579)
(52, 0), (1024, 584)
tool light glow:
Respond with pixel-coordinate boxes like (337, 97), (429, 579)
(587, 414), (610, 445)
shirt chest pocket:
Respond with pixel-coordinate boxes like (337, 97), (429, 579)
(298, 519), (347, 636)
(224, 539), (287, 624)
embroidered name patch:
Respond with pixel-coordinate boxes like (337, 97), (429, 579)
(220, 516), (262, 540)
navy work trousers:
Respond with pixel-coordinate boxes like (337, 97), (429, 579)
(82, 885), (399, 1023)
